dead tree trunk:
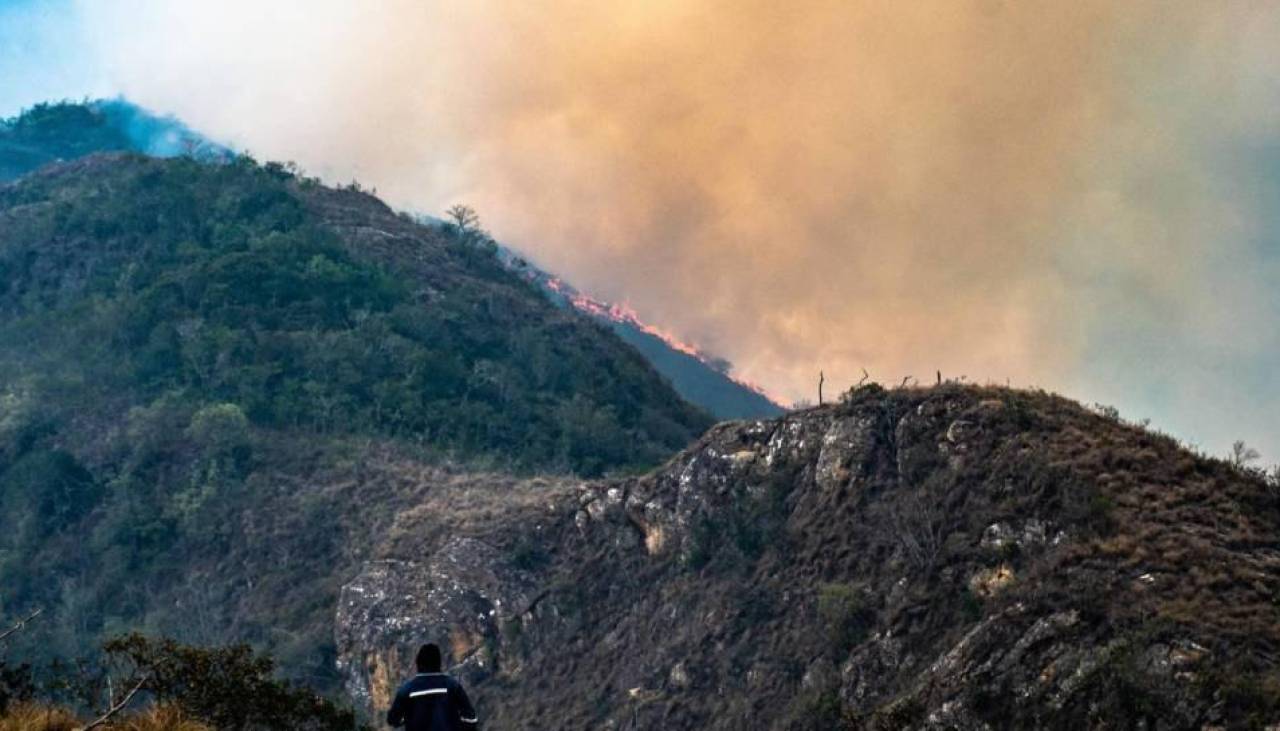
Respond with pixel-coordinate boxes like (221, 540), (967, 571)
(0, 608), (42, 644)
(80, 676), (147, 731)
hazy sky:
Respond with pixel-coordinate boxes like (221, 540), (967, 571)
(2, 1), (1278, 461)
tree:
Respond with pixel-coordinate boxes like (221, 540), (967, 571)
(816, 584), (873, 653)
(186, 404), (249, 458)
(445, 203), (479, 230)
(444, 204), (491, 249)
(101, 635), (367, 731)
(1230, 440), (1261, 470)
(875, 484), (947, 573)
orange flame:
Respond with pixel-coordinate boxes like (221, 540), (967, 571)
(540, 275), (785, 406)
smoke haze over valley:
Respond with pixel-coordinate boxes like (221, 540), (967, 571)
(3, 0), (1279, 457)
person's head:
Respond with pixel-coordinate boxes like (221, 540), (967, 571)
(415, 643), (442, 673)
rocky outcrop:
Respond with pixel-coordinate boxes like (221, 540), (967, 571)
(335, 385), (1280, 729)
(336, 539), (541, 711)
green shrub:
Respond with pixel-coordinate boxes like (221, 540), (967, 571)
(781, 689), (845, 730)
(682, 516), (718, 570)
(186, 403), (250, 458)
(960, 587), (984, 622)
(816, 584), (874, 654)
(0, 661), (33, 713)
(510, 539), (551, 572)
(102, 634), (368, 731)
(1205, 668), (1280, 729)
(1, 449), (98, 537)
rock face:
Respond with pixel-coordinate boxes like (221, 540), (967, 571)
(335, 385), (1280, 729)
(336, 539), (541, 711)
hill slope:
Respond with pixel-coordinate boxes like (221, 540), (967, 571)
(605, 321), (784, 419)
(338, 384), (1280, 729)
(519, 266), (786, 420)
(0, 151), (711, 684)
(0, 99), (227, 182)
(2, 100), (780, 421)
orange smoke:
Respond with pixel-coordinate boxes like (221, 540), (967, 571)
(74, 1), (1280, 454)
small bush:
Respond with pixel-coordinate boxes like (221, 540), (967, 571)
(816, 584), (874, 654)
(1086, 492), (1117, 534)
(0, 663), (32, 714)
(960, 588), (984, 622)
(510, 539), (550, 572)
(102, 634), (367, 731)
(186, 403), (250, 458)
(861, 696), (925, 731)
(729, 474), (793, 561)
(1264, 466), (1280, 503)
(1212, 669), (1280, 729)
(682, 516), (718, 570)
(781, 690), (845, 731)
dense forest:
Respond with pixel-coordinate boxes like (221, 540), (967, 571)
(0, 99), (226, 182)
(0, 153), (708, 472)
(0, 108), (712, 689)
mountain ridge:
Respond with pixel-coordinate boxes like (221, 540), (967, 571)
(504, 254), (786, 420)
(4, 99), (1279, 729)
(0, 99), (784, 422)
(336, 383), (1280, 729)
(0, 149), (710, 688)
(0, 98), (228, 182)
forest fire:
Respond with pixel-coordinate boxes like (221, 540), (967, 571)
(541, 276), (786, 406)
(544, 277), (701, 357)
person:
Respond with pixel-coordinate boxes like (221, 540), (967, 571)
(386, 643), (479, 730)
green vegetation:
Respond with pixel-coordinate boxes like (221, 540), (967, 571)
(0, 102), (134, 180)
(0, 134), (710, 688)
(0, 153), (707, 475)
(0, 633), (364, 731)
(0, 100), (226, 183)
(99, 634), (366, 730)
(682, 463), (797, 571)
(781, 689), (846, 731)
(816, 583), (873, 654)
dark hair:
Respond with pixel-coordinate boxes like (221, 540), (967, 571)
(416, 643), (442, 672)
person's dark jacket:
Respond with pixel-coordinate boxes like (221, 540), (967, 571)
(387, 673), (479, 730)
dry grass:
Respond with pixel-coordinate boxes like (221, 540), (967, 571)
(106, 705), (211, 731)
(0, 705), (77, 731)
(0, 704), (210, 731)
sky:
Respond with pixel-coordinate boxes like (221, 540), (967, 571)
(1, 0), (1278, 461)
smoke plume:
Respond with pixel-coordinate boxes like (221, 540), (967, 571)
(18, 1), (1280, 456)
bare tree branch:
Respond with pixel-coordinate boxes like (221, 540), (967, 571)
(0, 608), (43, 644)
(80, 675), (147, 731)
(858, 368), (870, 387)
(883, 491), (946, 572)
(1230, 440), (1261, 470)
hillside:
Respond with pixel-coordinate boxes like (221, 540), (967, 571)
(5, 100), (1278, 729)
(1, 100), (779, 422)
(506, 258), (786, 420)
(0, 99), (227, 182)
(0, 151), (711, 685)
(338, 384), (1280, 729)
(605, 321), (784, 420)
